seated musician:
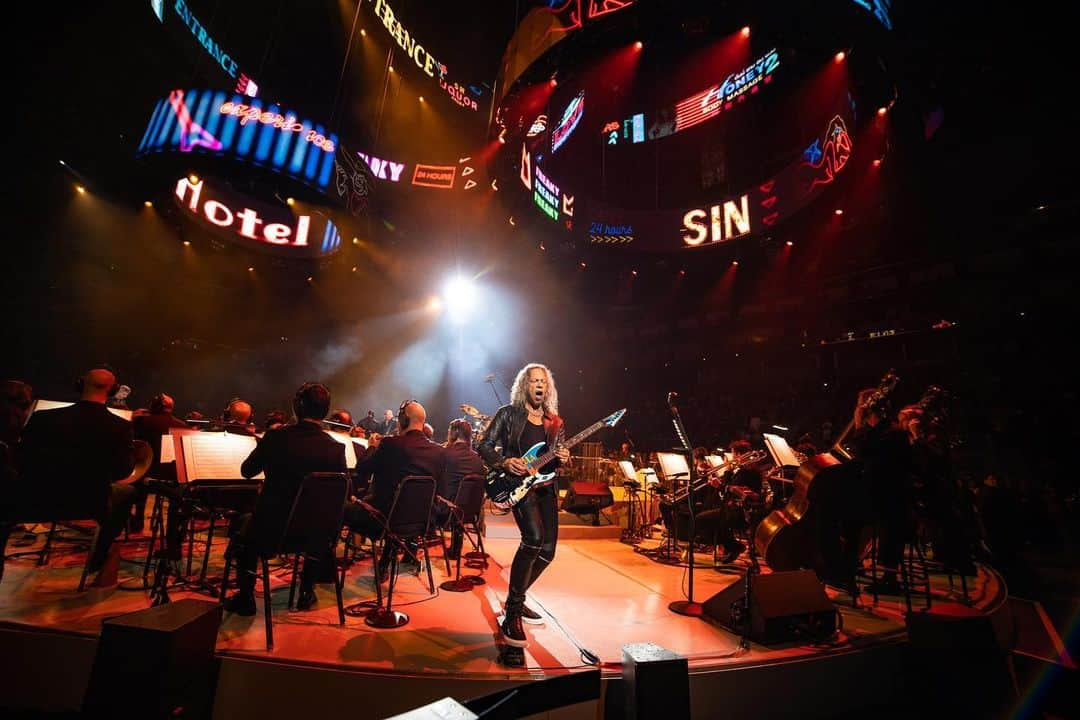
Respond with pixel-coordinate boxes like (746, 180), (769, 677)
(342, 400), (446, 581)
(213, 398), (257, 437)
(437, 419), (486, 559)
(2, 366), (135, 586)
(131, 393), (188, 533)
(223, 382), (347, 615)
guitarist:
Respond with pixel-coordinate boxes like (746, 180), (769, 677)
(477, 363), (569, 648)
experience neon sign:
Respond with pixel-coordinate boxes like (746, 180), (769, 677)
(220, 102), (335, 152)
(675, 48), (780, 133)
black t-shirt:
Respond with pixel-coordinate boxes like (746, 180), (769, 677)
(519, 420), (547, 457)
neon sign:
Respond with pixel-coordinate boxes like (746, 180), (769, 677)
(675, 49), (780, 133)
(552, 91), (585, 152)
(171, 0), (258, 97)
(681, 194), (752, 247)
(357, 153), (406, 182)
(850, 0), (892, 30)
(440, 79), (479, 111)
(534, 167), (561, 220)
(220, 102), (335, 152)
(412, 164), (456, 189)
(369, 0), (443, 79)
(173, 177), (341, 256)
(589, 221), (634, 244)
(137, 89), (338, 192)
(603, 113), (644, 145)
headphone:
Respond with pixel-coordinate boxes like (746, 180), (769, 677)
(294, 382), (329, 421)
(398, 398), (418, 431)
(76, 363), (122, 398)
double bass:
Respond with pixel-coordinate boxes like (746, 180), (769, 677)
(754, 371), (900, 586)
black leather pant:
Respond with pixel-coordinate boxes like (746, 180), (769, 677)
(507, 483), (558, 610)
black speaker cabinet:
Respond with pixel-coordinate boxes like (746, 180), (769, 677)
(562, 481), (614, 513)
(83, 598), (223, 719)
(702, 569), (836, 644)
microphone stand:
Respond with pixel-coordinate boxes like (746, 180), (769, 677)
(667, 393), (703, 617)
(485, 375), (504, 406)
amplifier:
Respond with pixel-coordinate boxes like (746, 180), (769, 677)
(562, 481), (614, 513)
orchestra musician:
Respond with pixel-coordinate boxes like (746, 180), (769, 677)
(477, 363), (569, 648)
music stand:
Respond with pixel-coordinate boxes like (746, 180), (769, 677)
(617, 460), (645, 543)
(652, 452), (690, 564)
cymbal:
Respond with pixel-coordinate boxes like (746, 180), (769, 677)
(459, 403), (482, 418)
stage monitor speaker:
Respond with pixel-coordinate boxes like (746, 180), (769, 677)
(464, 668), (600, 719)
(702, 569), (836, 644)
(562, 481), (614, 513)
(82, 598), (223, 719)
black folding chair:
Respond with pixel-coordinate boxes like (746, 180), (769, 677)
(220, 472), (349, 650)
(365, 475), (436, 629)
(438, 474), (488, 591)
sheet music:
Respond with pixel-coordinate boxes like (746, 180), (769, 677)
(160, 435), (175, 463)
(324, 430), (360, 469)
(706, 454), (728, 473)
(763, 432), (800, 468)
(618, 460), (637, 482)
(656, 452), (690, 481)
(30, 398), (132, 422)
(180, 432), (262, 481)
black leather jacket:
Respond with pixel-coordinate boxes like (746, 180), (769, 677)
(477, 404), (565, 469)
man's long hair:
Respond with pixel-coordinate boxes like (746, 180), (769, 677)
(510, 363), (559, 415)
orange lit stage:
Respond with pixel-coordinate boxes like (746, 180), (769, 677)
(0, 520), (1007, 719)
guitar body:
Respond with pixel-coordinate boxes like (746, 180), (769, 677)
(754, 452), (871, 584)
(485, 442), (556, 507)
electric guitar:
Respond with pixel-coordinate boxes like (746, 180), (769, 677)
(485, 408), (626, 508)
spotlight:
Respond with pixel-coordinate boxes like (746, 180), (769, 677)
(786, 240), (794, 246)
(189, 174), (199, 184)
(144, 200), (153, 208)
(59, 159), (65, 166)
(508, 216), (515, 226)
(631, 270), (638, 276)
(877, 106), (888, 116)
(419, 96), (425, 103)
(286, 197), (295, 206)
(834, 51), (845, 62)
(352, 237), (360, 245)
(442, 275), (477, 323)
(351, 266), (358, 272)
(634, 40), (643, 50)
(306, 276), (313, 283)
(732, 261), (739, 267)
(360, 28), (366, 36)
(580, 262), (587, 268)
(834, 209), (844, 215)
(75, 184), (86, 194)
(388, 65), (394, 73)
(679, 269), (686, 275)
(741, 26), (751, 38)
(247, 266), (254, 272)
(183, 240), (191, 247)
(550, 77), (557, 87)
(873, 158), (882, 167)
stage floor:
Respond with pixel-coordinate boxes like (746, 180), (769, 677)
(0, 522), (1006, 718)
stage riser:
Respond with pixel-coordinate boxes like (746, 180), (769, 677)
(0, 624), (904, 719)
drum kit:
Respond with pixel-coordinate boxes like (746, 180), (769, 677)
(459, 403), (492, 440)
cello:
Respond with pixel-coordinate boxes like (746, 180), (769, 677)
(754, 371), (900, 585)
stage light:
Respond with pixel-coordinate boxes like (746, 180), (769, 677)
(550, 77), (557, 87)
(183, 240), (191, 247)
(306, 276), (313, 283)
(631, 270), (638, 276)
(786, 240), (794, 246)
(732, 261), (739, 266)
(634, 40), (643, 50)
(59, 159), (66, 166)
(873, 158), (882, 167)
(580, 262), (587, 268)
(352, 237), (359, 244)
(679, 269), (686, 275)
(286, 197), (295, 206)
(508, 216), (515, 226)
(360, 28), (366, 36)
(877, 106), (887, 116)
(834, 51), (845, 62)
(351, 266), (358, 272)
(247, 266), (254, 272)
(741, 26), (751, 37)
(144, 200), (153, 208)
(442, 275), (478, 323)
(419, 96), (425, 103)
(75, 184), (85, 194)
(427, 296), (442, 312)
(388, 65), (394, 73)
(834, 208), (844, 215)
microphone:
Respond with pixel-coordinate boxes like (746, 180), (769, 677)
(484, 373), (496, 381)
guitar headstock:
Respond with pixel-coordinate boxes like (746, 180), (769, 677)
(603, 409), (627, 428)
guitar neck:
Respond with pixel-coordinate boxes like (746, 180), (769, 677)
(528, 420), (604, 468)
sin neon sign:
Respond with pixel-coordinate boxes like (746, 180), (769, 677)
(681, 195), (751, 247)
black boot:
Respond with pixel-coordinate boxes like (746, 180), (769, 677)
(500, 595), (529, 648)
